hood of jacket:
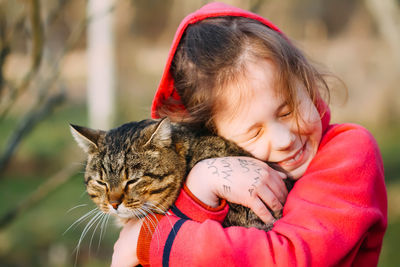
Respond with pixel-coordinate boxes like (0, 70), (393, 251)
(150, 2), (330, 133)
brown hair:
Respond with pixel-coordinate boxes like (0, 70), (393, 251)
(157, 17), (331, 132)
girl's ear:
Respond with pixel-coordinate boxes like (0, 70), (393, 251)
(69, 124), (103, 153)
(144, 117), (172, 148)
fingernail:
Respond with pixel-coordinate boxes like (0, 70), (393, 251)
(278, 172), (287, 179)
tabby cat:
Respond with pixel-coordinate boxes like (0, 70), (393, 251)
(70, 117), (292, 231)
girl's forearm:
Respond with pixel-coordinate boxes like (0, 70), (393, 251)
(186, 156), (288, 224)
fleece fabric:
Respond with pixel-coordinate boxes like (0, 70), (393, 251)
(137, 2), (387, 266)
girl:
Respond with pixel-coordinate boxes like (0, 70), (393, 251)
(112, 2), (387, 266)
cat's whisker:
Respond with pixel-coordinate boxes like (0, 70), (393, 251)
(66, 204), (88, 214)
(74, 210), (104, 262)
(131, 209), (141, 221)
(142, 207), (157, 230)
(150, 216), (162, 250)
(147, 202), (175, 230)
(140, 205), (163, 251)
(89, 212), (105, 252)
(146, 202), (166, 214)
(129, 208), (159, 248)
(63, 208), (98, 235)
(97, 213), (110, 250)
(142, 210), (162, 250)
(70, 209), (99, 265)
(146, 202), (173, 227)
(136, 208), (148, 220)
(135, 207), (162, 246)
(71, 161), (87, 167)
(142, 218), (157, 251)
(141, 216), (152, 233)
(79, 190), (89, 198)
(138, 211), (159, 249)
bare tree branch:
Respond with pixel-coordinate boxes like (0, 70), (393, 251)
(0, 4), (26, 100)
(0, 12), (11, 94)
(0, 89), (66, 173)
(0, 1), (118, 174)
(45, 0), (69, 26)
(0, 0), (44, 119)
(0, 0), (118, 230)
(0, 163), (82, 230)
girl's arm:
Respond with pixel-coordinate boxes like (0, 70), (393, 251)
(112, 157), (288, 266)
(114, 124), (387, 267)
(186, 156), (288, 223)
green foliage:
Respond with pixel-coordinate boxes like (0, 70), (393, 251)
(0, 172), (119, 266)
(379, 181), (400, 267)
(374, 126), (400, 183)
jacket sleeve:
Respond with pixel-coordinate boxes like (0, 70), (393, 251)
(138, 124), (387, 267)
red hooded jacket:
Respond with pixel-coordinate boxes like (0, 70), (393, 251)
(137, 2), (387, 266)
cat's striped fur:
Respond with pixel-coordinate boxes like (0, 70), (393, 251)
(70, 118), (292, 231)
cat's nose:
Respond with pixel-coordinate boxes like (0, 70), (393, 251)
(110, 201), (121, 210)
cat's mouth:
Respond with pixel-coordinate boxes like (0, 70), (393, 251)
(109, 203), (148, 219)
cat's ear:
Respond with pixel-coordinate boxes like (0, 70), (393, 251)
(144, 117), (172, 147)
(70, 124), (103, 153)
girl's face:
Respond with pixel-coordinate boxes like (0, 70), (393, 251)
(215, 59), (322, 179)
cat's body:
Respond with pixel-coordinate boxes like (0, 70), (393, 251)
(71, 118), (292, 231)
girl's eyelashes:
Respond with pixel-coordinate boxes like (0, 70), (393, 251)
(278, 105), (293, 118)
(250, 128), (262, 139)
(242, 127), (263, 144)
(280, 110), (292, 118)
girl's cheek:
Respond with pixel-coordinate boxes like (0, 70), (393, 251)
(296, 104), (321, 133)
(246, 140), (270, 162)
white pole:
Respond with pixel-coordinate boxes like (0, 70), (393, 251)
(87, 0), (116, 130)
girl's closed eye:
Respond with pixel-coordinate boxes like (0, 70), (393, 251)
(250, 127), (263, 140)
(278, 105), (293, 118)
(242, 127), (264, 144)
(232, 126), (263, 145)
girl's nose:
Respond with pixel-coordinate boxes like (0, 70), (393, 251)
(269, 122), (296, 151)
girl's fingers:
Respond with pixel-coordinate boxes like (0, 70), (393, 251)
(249, 197), (277, 225)
(256, 184), (283, 215)
(266, 172), (288, 204)
(256, 167), (288, 204)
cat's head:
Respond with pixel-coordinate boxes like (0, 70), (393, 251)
(70, 118), (187, 219)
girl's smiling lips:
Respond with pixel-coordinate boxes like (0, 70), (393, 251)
(276, 142), (307, 167)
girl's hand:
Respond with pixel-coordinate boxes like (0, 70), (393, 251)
(186, 157), (288, 224)
(111, 219), (143, 267)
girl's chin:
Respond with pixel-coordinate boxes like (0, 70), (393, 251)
(287, 151), (315, 179)
(288, 165), (307, 180)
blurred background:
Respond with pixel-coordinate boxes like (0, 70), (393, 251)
(0, 0), (399, 266)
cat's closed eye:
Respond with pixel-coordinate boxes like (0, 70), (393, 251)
(125, 179), (138, 188)
(95, 180), (108, 187)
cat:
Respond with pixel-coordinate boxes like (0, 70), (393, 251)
(70, 117), (293, 231)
